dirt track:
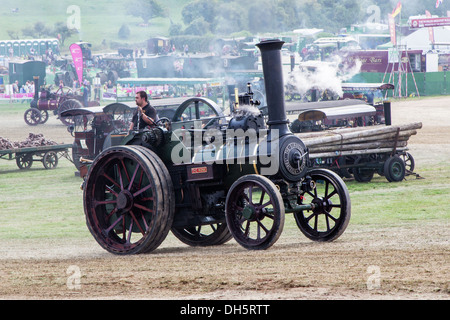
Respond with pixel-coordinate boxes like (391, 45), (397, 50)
(0, 97), (449, 300)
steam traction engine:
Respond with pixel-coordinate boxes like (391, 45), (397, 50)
(82, 40), (351, 255)
(24, 76), (99, 126)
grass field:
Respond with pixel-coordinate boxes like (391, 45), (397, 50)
(0, 99), (448, 240)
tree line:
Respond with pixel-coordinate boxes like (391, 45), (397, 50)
(143, 0), (450, 36)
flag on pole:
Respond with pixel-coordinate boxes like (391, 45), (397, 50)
(426, 10), (435, 44)
(392, 2), (402, 18)
(436, 0), (443, 9)
(69, 43), (83, 84)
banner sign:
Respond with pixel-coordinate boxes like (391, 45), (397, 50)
(425, 11), (435, 44)
(410, 17), (450, 28)
(69, 43), (83, 83)
(388, 14), (396, 46)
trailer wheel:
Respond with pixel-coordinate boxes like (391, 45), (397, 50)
(294, 169), (351, 242)
(16, 153), (33, 169)
(352, 156), (375, 183)
(225, 175), (284, 250)
(384, 155), (405, 182)
(43, 151), (58, 169)
(83, 146), (172, 255)
(400, 152), (415, 174)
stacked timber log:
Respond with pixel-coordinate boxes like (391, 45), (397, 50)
(296, 122), (422, 159)
(0, 133), (58, 150)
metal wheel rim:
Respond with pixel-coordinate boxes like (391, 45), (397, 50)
(226, 176), (284, 250)
(43, 151), (58, 169)
(16, 154), (32, 169)
(294, 170), (350, 241)
(84, 148), (160, 254)
(24, 109), (41, 126)
(40, 110), (49, 124)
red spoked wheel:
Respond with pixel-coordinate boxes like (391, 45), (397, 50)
(83, 145), (174, 255)
(24, 108), (42, 126)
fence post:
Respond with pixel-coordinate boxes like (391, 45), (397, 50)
(423, 72), (426, 96)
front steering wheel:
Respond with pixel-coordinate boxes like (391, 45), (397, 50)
(155, 117), (171, 130)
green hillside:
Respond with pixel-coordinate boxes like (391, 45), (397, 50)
(0, 0), (190, 52)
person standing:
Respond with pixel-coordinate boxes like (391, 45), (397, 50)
(129, 91), (158, 131)
(81, 81), (88, 107)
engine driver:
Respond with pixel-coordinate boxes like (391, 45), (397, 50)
(129, 91), (159, 131)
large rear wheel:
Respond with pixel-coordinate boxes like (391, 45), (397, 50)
(83, 146), (173, 255)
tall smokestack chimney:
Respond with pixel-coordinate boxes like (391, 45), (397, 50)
(33, 76), (39, 100)
(256, 39), (290, 137)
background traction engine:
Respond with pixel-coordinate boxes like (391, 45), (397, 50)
(82, 40), (351, 255)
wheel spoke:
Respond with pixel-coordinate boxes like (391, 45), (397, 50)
(128, 163), (141, 191)
(94, 199), (116, 207)
(120, 158), (131, 184)
(256, 219), (269, 235)
(104, 213), (123, 235)
(133, 184), (152, 198)
(133, 202), (154, 213)
(259, 200), (272, 209)
(129, 210), (146, 235)
(243, 220), (250, 237)
(117, 162), (124, 190)
(259, 190), (266, 205)
(325, 189), (337, 200)
(305, 212), (315, 222)
(102, 172), (121, 190)
(105, 207), (118, 221)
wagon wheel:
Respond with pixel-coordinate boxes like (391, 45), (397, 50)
(399, 152), (415, 174)
(225, 175), (284, 250)
(294, 169), (351, 242)
(383, 155), (406, 182)
(43, 151), (58, 169)
(171, 223), (232, 247)
(352, 156), (375, 183)
(58, 99), (83, 126)
(16, 153), (33, 169)
(83, 146), (174, 255)
(24, 108), (42, 126)
(39, 110), (49, 124)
